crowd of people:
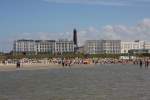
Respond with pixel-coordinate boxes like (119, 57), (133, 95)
(51, 57), (150, 68)
(0, 57), (149, 69)
(133, 59), (149, 69)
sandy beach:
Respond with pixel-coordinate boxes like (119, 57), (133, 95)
(0, 63), (61, 71)
(0, 63), (96, 72)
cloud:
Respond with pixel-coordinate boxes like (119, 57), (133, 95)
(1, 18), (150, 52)
(45, 18), (150, 47)
(0, 37), (15, 52)
(78, 18), (150, 44)
(43, 0), (129, 6)
(18, 18), (150, 43)
(43, 0), (150, 6)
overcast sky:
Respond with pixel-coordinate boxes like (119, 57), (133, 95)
(0, 0), (150, 52)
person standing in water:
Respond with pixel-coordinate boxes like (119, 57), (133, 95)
(145, 60), (149, 69)
(139, 59), (143, 68)
(16, 60), (20, 68)
(62, 58), (64, 67)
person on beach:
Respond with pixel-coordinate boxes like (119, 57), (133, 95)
(2, 60), (6, 65)
(139, 60), (143, 68)
(147, 60), (149, 68)
(62, 59), (64, 67)
(16, 60), (20, 68)
(145, 60), (149, 69)
(68, 59), (72, 68)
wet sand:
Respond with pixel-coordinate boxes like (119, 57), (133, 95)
(0, 63), (95, 72)
(0, 63), (60, 71)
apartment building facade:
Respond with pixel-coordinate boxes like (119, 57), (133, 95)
(35, 40), (55, 53)
(13, 39), (35, 52)
(55, 39), (74, 53)
(13, 39), (74, 54)
(121, 40), (145, 53)
(84, 40), (121, 54)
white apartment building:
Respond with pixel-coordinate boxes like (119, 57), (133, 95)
(13, 39), (35, 52)
(103, 40), (121, 54)
(35, 40), (55, 53)
(13, 39), (74, 54)
(13, 39), (150, 54)
(121, 40), (145, 53)
(144, 42), (150, 49)
(84, 40), (103, 54)
(55, 39), (74, 53)
(84, 40), (121, 54)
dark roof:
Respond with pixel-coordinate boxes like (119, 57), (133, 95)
(35, 40), (55, 42)
(17, 39), (34, 42)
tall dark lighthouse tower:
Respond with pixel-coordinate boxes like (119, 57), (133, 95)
(73, 29), (78, 52)
(73, 29), (77, 46)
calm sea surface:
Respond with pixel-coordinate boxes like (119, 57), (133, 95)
(0, 64), (150, 100)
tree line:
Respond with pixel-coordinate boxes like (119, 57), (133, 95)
(0, 51), (150, 61)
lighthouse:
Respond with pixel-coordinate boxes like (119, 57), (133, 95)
(73, 29), (78, 52)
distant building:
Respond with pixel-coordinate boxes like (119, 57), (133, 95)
(55, 39), (74, 53)
(84, 40), (121, 54)
(103, 40), (121, 54)
(35, 40), (55, 53)
(129, 49), (150, 54)
(144, 42), (150, 49)
(14, 39), (74, 54)
(14, 39), (150, 55)
(13, 39), (55, 54)
(84, 40), (103, 54)
(13, 39), (35, 52)
(121, 40), (145, 53)
(73, 29), (78, 52)
(73, 29), (78, 47)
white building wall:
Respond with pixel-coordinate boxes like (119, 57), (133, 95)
(84, 40), (121, 54)
(55, 40), (74, 53)
(84, 40), (103, 54)
(14, 40), (35, 52)
(144, 42), (150, 49)
(121, 41), (145, 53)
(14, 40), (55, 53)
(35, 40), (55, 53)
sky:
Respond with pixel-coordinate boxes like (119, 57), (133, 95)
(0, 0), (150, 52)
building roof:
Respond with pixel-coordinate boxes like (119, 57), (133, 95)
(35, 40), (55, 42)
(17, 39), (34, 42)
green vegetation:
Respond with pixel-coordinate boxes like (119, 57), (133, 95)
(134, 53), (150, 58)
(1, 51), (150, 61)
(89, 54), (120, 59)
(0, 52), (6, 61)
